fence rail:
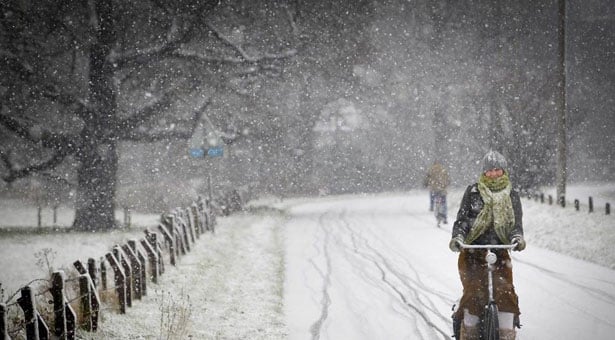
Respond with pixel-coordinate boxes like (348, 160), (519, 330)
(1, 191), (245, 340)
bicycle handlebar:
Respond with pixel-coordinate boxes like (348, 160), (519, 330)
(458, 242), (517, 250)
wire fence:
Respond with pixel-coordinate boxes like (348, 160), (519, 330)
(1, 190), (247, 340)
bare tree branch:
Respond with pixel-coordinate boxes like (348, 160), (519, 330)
(0, 51), (34, 80)
(117, 98), (210, 142)
(283, 1), (300, 37)
(0, 112), (80, 154)
(39, 84), (92, 113)
(0, 113), (36, 142)
(113, 0), (218, 69)
(1, 149), (71, 183)
(114, 1), (296, 75)
(119, 130), (194, 143)
(114, 91), (176, 134)
(205, 22), (298, 63)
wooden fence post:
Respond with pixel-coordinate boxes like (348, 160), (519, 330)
(175, 225), (186, 256)
(128, 240), (147, 296)
(206, 197), (216, 232)
(104, 253), (126, 314)
(184, 207), (196, 243)
(158, 223), (176, 266)
(78, 274), (99, 332)
(540, 193), (544, 203)
(156, 236), (165, 274)
(190, 204), (200, 239)
(100, 259), (107, 291)
(199, 197), (209, 232)
(37, 205), (42, 229)
(78, 276), (91, 331)
(146, 231), (164, 274)
(167, 214), (187, 256)
(177, 214), (191, 252)
(548, 195), (553, 205)
(87, 258), (97, 287)
(140, 238), (159, 284)
(589, 197), (594, 213)
(607, 203), (611, 215)
(64, 303), (76, 340)
(197, 197), (206, 233)
(51, 271), (67, 339)
(74, 266), (99, 333)
(50, 271), (75, 339)
(113, 247), (132, 308)
(17, 287), (38, 340)
(53, 205), (58, 226)
(17, 286), (50, 340)
(1, 303), (9, 340)
(73, 261), (87, 275)
(121, 244), (142, 300)
(88, 272), (100, 332)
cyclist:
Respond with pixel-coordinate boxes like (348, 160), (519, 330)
(424, 160), (450, 223)
(449, 150), (526, 340)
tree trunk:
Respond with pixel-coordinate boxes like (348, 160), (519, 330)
(73, 136), (118, 231)
(73, 0), (118, 231)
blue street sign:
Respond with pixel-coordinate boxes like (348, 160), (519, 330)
(189, 148), (205, 158)
(207, 146), (224, 157)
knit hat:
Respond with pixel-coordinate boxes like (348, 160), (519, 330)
(482, 150), (507, 172)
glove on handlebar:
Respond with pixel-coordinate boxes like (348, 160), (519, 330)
(449, 235), (465, 252)
(511, 235), (526, 251)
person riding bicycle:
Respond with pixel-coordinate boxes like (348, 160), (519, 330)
(424, 160), (450, 223)
(449, 150), (526, 340)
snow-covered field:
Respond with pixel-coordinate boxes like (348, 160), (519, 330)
(0, 182), (614, 339)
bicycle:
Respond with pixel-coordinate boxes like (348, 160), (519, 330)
(433, 193), (446, 228)
(454, 242), (518, 340)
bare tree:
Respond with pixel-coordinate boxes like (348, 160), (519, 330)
(0, 0), (296, 230)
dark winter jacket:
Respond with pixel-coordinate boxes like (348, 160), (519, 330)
(451, 183), (523, 245)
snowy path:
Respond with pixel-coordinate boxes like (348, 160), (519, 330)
(281, 194), (615, 340)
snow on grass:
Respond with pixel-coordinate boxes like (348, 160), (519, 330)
(0, 228), (148, 297)
(523, 196), (615, 269)
(77, 210), (288, 340)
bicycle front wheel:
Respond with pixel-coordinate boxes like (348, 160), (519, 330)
(482, 302), (500, 340)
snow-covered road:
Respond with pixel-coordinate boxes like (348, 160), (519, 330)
(280, 194), (615, 340)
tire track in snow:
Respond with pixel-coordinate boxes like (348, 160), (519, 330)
(309, 213), (334, 340)
(343, 212), (456, 307)
(335, 210), (452, 339)
(513, 256), (615, 305)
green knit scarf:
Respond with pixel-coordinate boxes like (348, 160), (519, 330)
(465, 171), (515, 244)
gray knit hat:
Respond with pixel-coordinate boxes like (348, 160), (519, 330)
(482, 150), (507, 172)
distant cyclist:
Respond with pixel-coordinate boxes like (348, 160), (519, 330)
(424, 160), (450, 223)
(449, 150), (526, 340)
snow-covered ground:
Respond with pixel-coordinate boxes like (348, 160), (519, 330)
(1, 182), (614, 339)
(275, 191), (615, 339)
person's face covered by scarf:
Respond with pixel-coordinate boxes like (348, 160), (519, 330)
(480, 150), (509, 191)
(484, 168), (504, 179)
